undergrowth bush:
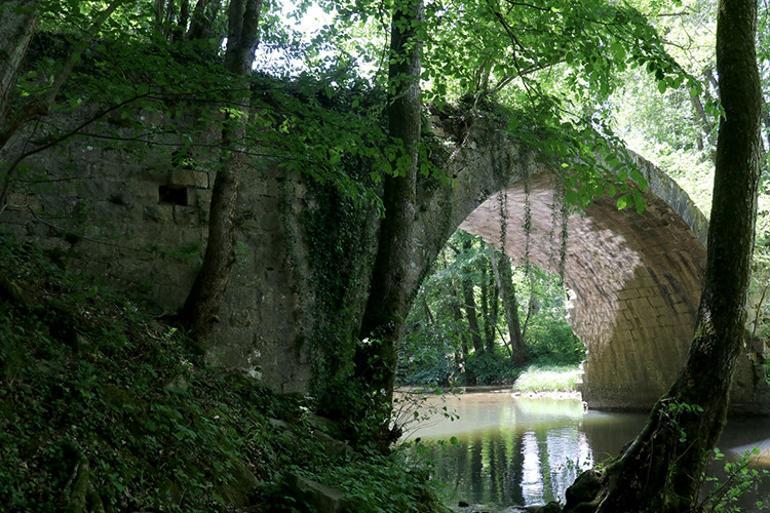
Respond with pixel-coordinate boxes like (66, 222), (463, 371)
(464, 350), (520, 385)
(0, 237), (446, 513)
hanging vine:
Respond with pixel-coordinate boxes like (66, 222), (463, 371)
(497, 188), (508, 252)
(549, 184), (559, 271)
(559, 178), (568, 284)
(523, 171), (532, 276)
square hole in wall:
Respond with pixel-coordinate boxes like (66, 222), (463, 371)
(159, 185), (189, 206)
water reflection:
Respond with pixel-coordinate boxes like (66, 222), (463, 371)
(404, 390), (770, 510)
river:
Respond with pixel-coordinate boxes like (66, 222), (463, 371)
(402, 388), (770, 511)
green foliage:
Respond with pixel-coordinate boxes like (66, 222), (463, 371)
(524, 305), (586, 366)
(701, 449), (770, 513)
(295, 448), (444, 513)
(0, 237), (271, 512)
(399, 231), (585, 387)
(464, 349), (521, 385)
(0, 236), (445, 513)
(661, 399), (705, 443)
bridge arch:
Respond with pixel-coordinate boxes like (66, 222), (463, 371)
(414, 113), (757, 410)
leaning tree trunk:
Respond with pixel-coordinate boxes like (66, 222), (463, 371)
(461, 270), (484, 354)
(492, 251), (528, 366)
(179, 0), (261, 339)
(356, 0), (423, 437)
(0, 0), (122, 208)
(0, 0), (36, 126)
(0, 0), (123, 143)
(563, 2), (762, 512)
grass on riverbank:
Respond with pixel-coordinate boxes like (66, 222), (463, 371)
(512, 365), (582, 393)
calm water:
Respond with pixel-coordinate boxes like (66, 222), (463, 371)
(403, 389), (770, 511)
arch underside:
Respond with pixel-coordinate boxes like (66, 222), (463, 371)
(460, 173), (706, 409)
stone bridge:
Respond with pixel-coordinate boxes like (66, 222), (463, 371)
(1, 107), (766, 412)
(411, 112), (763, 411)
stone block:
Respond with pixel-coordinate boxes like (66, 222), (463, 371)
(638, 287), (656, 298)
(617, 289), (638, 300)
(126, 179), (161, 201)
(173, 205), (198, 225)
(5, 193), (42, 212)
(195, 189), (212, 208)
(143, 204), (173, 223)
(169, 169), (208, 188)
(289, 474), (345, 513)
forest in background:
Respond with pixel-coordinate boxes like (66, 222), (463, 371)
(399, 231), (585, 387)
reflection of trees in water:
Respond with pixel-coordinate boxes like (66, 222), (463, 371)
(431, 426), (595, 507)
(509, 432), (525, 505)
(470, 435), (483, 502)
(428, 408), (770, 510)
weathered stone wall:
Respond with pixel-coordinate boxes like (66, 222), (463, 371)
(0, 115), (313, 393)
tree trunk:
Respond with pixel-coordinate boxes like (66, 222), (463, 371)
(163, 0), (176, 37)
(486, 262), (500, 354)
(0, 0), (36, 126)
(179, 0), (262, 339)
(455, 284), (476, 386)
(187, 0), (222, 41)
(356, 0), (423, 433)
(172, 0), (191, 40)
(689, 90), (709, 151)
(422, 295), (434, 325)
(563, 2), (762, 512)
(460, 238), (484, 355)
(447, 280), (475, 385)
(480, 263), (490, 350)
(492, 250), (528, 366)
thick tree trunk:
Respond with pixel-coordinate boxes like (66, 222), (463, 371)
(179, 0), (261, 339)
(492, 251), (528, 366)
(563, 2), (762, 512)
(356, 0), (423, 430)
(0, 0), (36, 126)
